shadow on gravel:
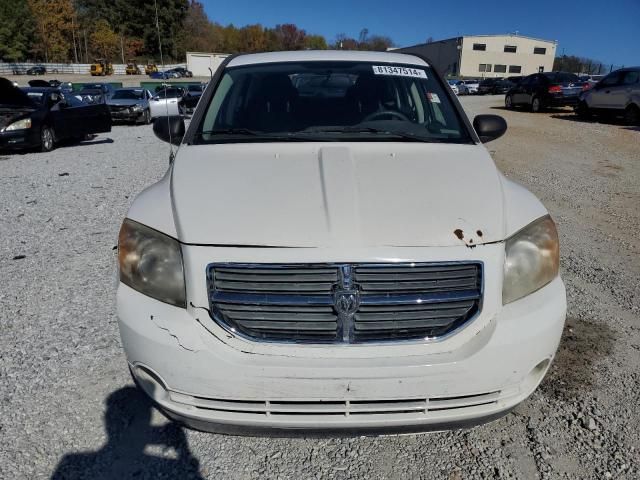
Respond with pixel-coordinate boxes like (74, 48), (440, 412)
(549, 113), (638, 128)
(50, 386), (204, 480)
(490, 106), (573, 114)
(541, 317), (616, 400)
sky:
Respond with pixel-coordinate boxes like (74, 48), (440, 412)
(202, 0), (639, 66)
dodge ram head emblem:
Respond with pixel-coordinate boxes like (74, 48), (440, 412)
(333, 289), (361, 316)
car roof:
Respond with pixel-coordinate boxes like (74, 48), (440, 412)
(227, 50), (429, 68)
(21, 87), (57, 93)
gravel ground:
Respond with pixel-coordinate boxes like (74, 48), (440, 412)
(1, 95), (639, 479)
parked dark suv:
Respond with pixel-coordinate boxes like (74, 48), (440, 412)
(505, 72), (586, 112)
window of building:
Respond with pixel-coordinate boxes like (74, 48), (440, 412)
(509, 65), (522, 73)
(494, 64), (507, 73)
(504, 45), (517, 53)
(479, 64), (493, 72)
(473, 43), (486, 51)
(534, 47), (547, 55)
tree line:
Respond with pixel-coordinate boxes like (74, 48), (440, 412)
(0, 0), (394, 64)
(553, 55), (624, 75)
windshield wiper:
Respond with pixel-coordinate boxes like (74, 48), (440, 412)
(197, 128), (261, 136)
(195, 128), (307, 141)
(295, 126), (432, 142)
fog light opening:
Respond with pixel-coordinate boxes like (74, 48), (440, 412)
(523, 358), (552, 392)
(132, 364), (170, 403)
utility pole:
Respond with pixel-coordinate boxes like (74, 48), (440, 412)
(84, 30), (89, 63)
(72, 16), (78, 64)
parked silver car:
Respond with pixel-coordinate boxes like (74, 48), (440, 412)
(577, 67), (640, 124)
(107, 88), (154, 124)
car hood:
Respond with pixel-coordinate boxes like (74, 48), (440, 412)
(107, 98), (143, 106)
(170, 142), (505, 248)
(0, 78), (38, 108)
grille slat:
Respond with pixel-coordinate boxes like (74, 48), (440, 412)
(358, 278), (478, 292)
(207, 262), (482, 343)
(234, 320), (338, 331)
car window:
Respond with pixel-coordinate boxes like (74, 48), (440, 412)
(196, 61), (471, 144)
(64, 95), (84, 107)
(600, 73), (621, 86)
(621, 71), (639, 85)
(113, 89), (144, 100)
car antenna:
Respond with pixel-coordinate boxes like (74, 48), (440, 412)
(154, 0), (175, 162)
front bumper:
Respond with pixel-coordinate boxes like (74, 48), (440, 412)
(117, 244), (566, 435)
(109, 108), (144, 122)
(0, 129), (39, 150)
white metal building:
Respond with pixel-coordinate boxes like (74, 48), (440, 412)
(396, 34), (557, 78)
(186, 52), (230, 77)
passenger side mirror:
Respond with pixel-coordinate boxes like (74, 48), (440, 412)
(153, 116), (185, 146)
(473, 114), (507, 143)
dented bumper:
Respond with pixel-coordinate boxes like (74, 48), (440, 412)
(117, 244), (566, 434)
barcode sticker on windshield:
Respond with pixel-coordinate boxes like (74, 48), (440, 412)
(372, 65), (427, 78)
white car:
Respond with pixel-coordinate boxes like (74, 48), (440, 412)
(463, 79), (480, 95)
(148, 86), (185, 119)
(117, 50), (566, 435)
(447, 79), (459, 95)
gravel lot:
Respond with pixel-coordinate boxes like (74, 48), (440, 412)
(1, 95), (639, 479)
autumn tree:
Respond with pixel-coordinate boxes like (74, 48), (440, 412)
(28, 0), (75, 62)
(273, 24), (306, 50)
(238, 24), (268, 52)
(90, 19), (119, 59)
(304, 35), (327, 50)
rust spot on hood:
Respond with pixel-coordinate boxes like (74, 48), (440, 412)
(453, 229), (464, 240)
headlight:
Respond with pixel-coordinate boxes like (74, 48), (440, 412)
(118, 219), (186, 307)
(503, 215), (559, 305)
(4, 118), (32, 131)
(132, 104), (143, 111)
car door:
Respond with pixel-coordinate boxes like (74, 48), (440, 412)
(512, 75), (531, 104)
(48, 92), (73, 140)
(588, 72), (622, 109)
(612, 70), (640, 109)
(66, 94), (112, 135)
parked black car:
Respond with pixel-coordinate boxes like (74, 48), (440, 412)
(505, 72), (586, 112)
(506, 76), (524, 85)
(183, 83), (205, 111)
(77, 83), (116, 104)
(0, 78), (111, 152)
(26, 66), (47, 75)
(477, 78), (505, 95)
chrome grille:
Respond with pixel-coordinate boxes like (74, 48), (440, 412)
(207, 262), (482, 344)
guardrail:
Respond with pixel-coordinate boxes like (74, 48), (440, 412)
(0, 62), (187, 76)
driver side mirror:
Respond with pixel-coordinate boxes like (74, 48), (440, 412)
(153, 115), (185, 146)
(473, 114), (507, 143)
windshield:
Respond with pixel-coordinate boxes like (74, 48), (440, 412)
(195, 61), (471, 144)
(113, 89), (144, 100)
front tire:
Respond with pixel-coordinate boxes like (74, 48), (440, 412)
(624, 104), (640, 125)
(142, 109), (151, 125)
(505, 94), (514, 109)
(40, 126), (54, 152)
(531, 96), (542, 113)
(576, 101), (591, 119)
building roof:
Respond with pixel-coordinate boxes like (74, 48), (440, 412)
(400, 33), (557, 50)
(228, 50), (430, 68)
